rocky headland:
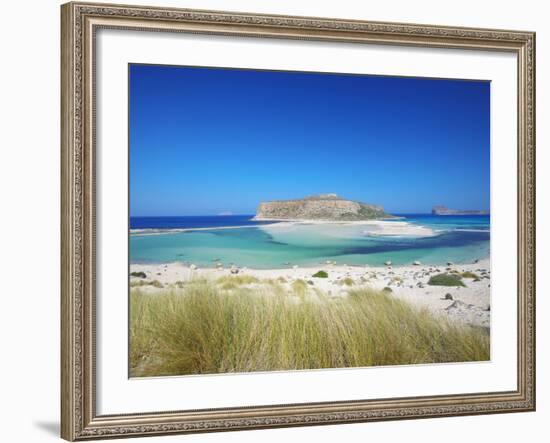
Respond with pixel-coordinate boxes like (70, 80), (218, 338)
(253, 193), (390, 221)
(432, 205), (489, 216)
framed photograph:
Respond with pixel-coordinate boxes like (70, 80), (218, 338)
(61, 2), (536, 440)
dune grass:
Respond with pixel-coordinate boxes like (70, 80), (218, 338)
(461, 271), (480, 279)
(291, 279), (308, 296)
(130, 279), (163, 288)
(216, 275), (259, 290)
(130, 280), (489, 377)
(338, 277), (355, 286)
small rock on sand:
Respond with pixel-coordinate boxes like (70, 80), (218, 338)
(445, 300), (473, 311)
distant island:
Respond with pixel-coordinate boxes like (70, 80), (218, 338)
(253, 193), (390, 221)
(432, 205), (489, 216)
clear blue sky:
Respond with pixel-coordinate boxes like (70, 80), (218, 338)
(129, 64), (490, 216)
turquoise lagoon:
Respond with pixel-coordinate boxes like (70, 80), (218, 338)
(130, 215), (490, 269)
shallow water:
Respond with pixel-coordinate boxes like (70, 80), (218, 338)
(130, 214), (489, 268)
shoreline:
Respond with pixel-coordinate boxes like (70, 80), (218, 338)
(130, 224), (278, 236)
(130, 258), (491, 329)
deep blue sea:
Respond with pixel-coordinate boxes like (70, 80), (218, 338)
(130, 215), (274, 230)
(129, 214), (490, 268)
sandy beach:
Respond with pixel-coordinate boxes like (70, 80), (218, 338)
(130, 258), (490, 329)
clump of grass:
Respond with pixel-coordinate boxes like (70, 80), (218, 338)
(461, 271), (480, 279)
(216, 275), (259, 290)
(428, 273), (466, 287)
(130, 281), (489, 377)
(130, 279), (163, 288)
(312, 270), (328, 278)
(291, 279), (308, 296)
(263, 276), (288, 285)
(338, 277), (354, 286)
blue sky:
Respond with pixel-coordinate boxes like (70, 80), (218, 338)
(129, 64), (490, 216)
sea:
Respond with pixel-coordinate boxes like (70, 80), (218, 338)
(129, 214), (490, 269)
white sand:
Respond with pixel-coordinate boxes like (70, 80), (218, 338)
(130, 258), (490, 329)
(358, 220), (436, 237)
(131, 219), (436, 237)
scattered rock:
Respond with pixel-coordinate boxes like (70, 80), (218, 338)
(413, 261), (421, 266)
(445, 300), (473, 311)
(382, 287), (392, 293)
(230, 267), (239, 274)
(447, 261), (454, 266)
(384, 261), (392, 266)
(444, 293), (453, 300)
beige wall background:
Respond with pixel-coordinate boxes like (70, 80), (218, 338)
(0, 1), (546, 442)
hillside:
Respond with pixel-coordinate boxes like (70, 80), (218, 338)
(253, 194), (389, 221)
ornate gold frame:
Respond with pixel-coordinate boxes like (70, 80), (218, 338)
(61, 2), (536, 440)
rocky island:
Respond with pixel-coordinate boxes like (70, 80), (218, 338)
(253, 194), (390, 221)
(432, 205), (490, 216)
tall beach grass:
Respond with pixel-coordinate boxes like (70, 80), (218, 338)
(130, 279), (489, 377)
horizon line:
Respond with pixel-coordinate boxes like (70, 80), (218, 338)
(129, 211), (490, 218)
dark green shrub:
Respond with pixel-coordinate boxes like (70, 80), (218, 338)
(428, 273), (465, 287)
(130, 271), (147, 278)
(312, 270), (328, 278)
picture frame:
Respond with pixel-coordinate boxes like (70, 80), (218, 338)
(61, 1), (536, 440)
